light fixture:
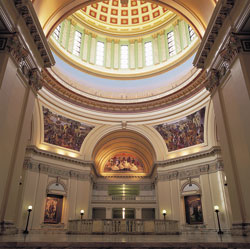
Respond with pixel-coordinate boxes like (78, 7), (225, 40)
(214, 205), (223, 234)
(80, 209), (84, 220)
(23, 205), (32, 234)
(162, 209), (167, 220)
(122, 208), (125, 219)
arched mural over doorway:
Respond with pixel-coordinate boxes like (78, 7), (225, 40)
(104, 152), (144, 173)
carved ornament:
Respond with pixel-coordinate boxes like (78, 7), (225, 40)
(42, 69), (207, 113)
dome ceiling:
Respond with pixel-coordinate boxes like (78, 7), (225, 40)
(32, 0), (216, 112)
(77, 0), (172, 35)
(32, 0), (216, 38)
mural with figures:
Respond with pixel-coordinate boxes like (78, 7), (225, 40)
(154, 108), (205, 152)
(44, 195), (63, 224)
(104, 153), (144, 173)
(43, 107), (94, 151)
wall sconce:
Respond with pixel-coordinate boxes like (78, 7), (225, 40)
(162, 209), (167, 220)
(80, 209), (84, 220)
(214, 205), (223, 234)
(23, 205), (32, 234)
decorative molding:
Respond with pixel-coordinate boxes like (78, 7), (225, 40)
(42, 69), (207, 113)
(0, 38), (7, 50)
(206, 68), (220, 93)
(121, 121), (127, 129)
(205, 33), (247, 94)
(13, 0), (54, 68)
(47, 178), (68, 193)
(93, 183), (154, 191)
(194, 0), (235, 68)
(5, 34), (28, 64)
(155, 146), (221, 168)
(219, 34), (241, 64)
(25, 145), (94, 168)
(23, 158), (91, 180)
(0, 34), (44, 93)
(157, 160), (224, 181)
(29, 68), (43, 92)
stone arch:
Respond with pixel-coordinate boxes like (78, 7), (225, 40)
(46, 179), (67, 196)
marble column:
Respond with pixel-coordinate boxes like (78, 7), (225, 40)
(206, 36), (250, 235)
(0, 37), (43, 234)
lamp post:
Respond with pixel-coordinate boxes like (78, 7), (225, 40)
(80, 209), (84, 220)
(162, 210), (167, 220)
(23, 205), (32, 234)
(214, 205), (223, 234)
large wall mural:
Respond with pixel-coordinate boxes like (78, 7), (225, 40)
(43, 107), (94, 151)
(104, 153), (144, 173)
(154, 108), (205, 152)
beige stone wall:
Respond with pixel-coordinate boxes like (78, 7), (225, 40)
(17, 154), (92, 231)
(157, 161), (231, 230)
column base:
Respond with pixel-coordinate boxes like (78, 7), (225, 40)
(232, 223), (250, 236)
(0, 221), (18, 235)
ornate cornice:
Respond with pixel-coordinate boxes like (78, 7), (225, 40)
(0, 34), (44, 93)
(13, 0), (54, 68)
(194, 0), (235, 68)
(25, 146), (94, 168)
(42, 69), (207, 113)
(157, 160), (224, 181)
(155, 146), (221, 168)
(23, 158), (91, 180)
(205, 33), (244, 94)
(4, 34), (28, 64)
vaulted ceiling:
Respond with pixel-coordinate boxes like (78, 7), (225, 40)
(32, 0), (216, 38)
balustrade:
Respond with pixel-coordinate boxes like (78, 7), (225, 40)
(68, 219), (179, 234)
(91, 195), (156, 201)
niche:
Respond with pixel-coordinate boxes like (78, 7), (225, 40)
(44, 194), (63, 224)
(181, 182), (203, 225)
(44, 181), (67, 224)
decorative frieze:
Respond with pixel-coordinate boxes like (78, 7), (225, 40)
(220, 34), (241, 65)
(42, 69), (207, 113)
(14, 0), (54, 68)
(5, 35), (28, 64)
(195, 0), (235, 69)
(205, 33), (245, 94)
(157, 160), (224, 181)
(1, 35), (43, 93)
(23, 158), (91, 180)
(25, 145), (94, 168)
(155, 146), (221, 168)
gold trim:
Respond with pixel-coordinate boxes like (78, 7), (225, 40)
(42, 69), (207, 113)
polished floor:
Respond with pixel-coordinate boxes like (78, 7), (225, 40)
(0, 234), (250, 248)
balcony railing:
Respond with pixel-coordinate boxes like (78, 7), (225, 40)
(68, 219), (180, 235)
(91, 195), (156, 201)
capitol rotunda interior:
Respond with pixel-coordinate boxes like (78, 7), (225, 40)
(0, 0), (250, 248)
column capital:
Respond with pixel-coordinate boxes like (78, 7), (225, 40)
(220, 33), (241, 67)
(29, 68), (43, 92)
(1, 35), (29, 65)
(206, 69), (220, 94)
(91, 33), (97, 39)
(205, 33), (246, 94)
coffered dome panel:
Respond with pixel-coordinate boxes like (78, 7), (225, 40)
(78, 0), (172, 35)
